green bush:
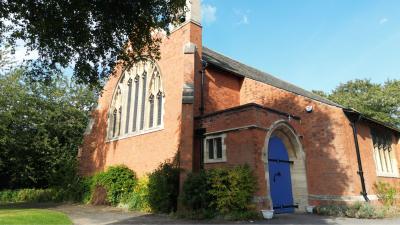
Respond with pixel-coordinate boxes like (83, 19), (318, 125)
(0, 189), (60, 203)
(374, 181), (398, 206)
(124, 176), (151, 212)
(91, 165), (137, 205)
(148, 161), (180, 213)
(0, 176), (93, 204)
(208, 165), (257, 213)
(182, 165), (257, 216)
(315, 205), (348, 217)
(315, 202), (386, 219)
(181, 170), (210, 210)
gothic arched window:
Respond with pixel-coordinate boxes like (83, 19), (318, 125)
(108, 60), (165, 139)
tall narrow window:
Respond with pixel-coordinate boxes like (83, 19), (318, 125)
(140, 71), (147, 130)
(207, 139), (214, 159)
(118, 107), (122, 136)
(125, 79), (132, 133)
(108, 60), (165, 140)
(132, 75), (140, 132)
(216, 137), (223, 158)
(371, 128), (398, 176)
(112, 109), (117, 137)
(157, 91), (163, 126)
(149, 94), (154, 128)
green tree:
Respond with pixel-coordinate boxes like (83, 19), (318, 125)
(0, 0), (186, 88)
(0, 69), (96, 189)
(313, 79), (400, 127)
(0, 46), (15, 73)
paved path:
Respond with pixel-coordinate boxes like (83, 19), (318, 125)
(50, 204), (400, 225)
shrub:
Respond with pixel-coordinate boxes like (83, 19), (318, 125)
(374, 181), (398, 206)
(148, 161), (180, 213)
(314, 205), (348, 217)
(0, 189), (59, 203)
(182, 165), (257, 216)
(207, 165), (257, 214)
(91, 165), (137, 205)
(181, 170), (210, 210)
(315, 202), (387, 219)
(355, 203), (379, 218)
(0, 175), (93, 204)
(124, 176), (151, 212)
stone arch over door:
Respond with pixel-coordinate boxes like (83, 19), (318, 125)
(262, 120), (308, 212)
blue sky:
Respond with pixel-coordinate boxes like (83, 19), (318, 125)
(200, 0), (400, 92)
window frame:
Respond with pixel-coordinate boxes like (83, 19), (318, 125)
(107, 60), (165, 142)
(371, 128), (399, 178)
(204, 134), (227, 163)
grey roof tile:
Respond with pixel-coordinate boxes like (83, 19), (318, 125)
(202, 47), (343, 108)
(202, 47), (400, 133)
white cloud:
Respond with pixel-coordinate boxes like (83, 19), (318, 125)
(379, 17), (388, 25)
(234, 9), (250, 25)
(201, 4), (217, 24)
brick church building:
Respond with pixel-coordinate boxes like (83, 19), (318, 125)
(79, 0), (400, 213)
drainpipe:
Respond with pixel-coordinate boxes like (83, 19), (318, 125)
(345, 109), (369, 202)
(199, 60), (207, 115)
(199, 60), (207, 170)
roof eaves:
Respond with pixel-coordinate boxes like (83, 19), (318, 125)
(343, 108), (400, 134)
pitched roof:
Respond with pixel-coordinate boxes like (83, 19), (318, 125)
(202, 47), (400, 134)
(202, 47), (343, 108)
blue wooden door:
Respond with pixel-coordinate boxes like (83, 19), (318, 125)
(268, 136), (295, 213)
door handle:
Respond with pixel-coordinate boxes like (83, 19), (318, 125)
(273, 172), (281, 182)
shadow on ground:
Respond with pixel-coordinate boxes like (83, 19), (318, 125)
(2, 203), (400, 225)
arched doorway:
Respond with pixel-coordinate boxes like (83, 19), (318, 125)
(268, 136), (295, 213)
(263, 120), (308, 213)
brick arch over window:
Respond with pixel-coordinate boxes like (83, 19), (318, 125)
(262, 120), (309, 212)
(108, 60), (165, 140)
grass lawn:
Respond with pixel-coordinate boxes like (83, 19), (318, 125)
(0, 208), (72, 225)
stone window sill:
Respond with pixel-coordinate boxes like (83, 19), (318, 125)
(376, 173), (400, 178)
(106, 126), (164, 142)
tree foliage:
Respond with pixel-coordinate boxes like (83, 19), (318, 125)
(0, 69), (96, 189)
(0, 46), (15, 73)
(0, 0), (186, 88)
(313, 79), (400, 127)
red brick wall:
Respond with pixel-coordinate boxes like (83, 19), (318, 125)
(203, 67), (242, 114)
(357, 121), (400, 193)
(79, 22), (201, 177)
(199, 105), (301, 208)
(201, 68), (400, 202)
(237, 77), (359, 197)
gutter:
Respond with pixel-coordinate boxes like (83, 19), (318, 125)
(343, 109), (369, 202)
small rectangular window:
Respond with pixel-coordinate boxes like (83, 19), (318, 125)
(204, 134), (226, 163)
